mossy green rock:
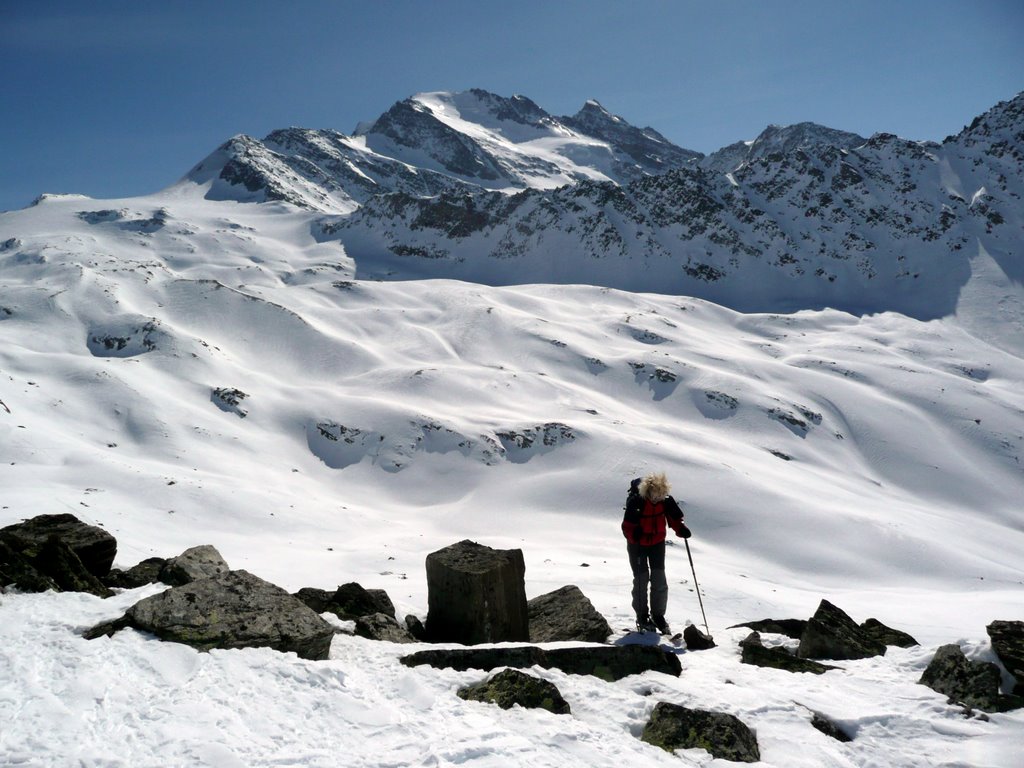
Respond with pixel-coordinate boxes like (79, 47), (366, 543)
(641, 702), (760, 762)
(458, 668), (570, 714)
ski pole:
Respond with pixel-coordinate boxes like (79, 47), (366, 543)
(684, 538), (711, 638)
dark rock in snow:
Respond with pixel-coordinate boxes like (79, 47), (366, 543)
(402, 643), (681, 681)
(919, 643), (1023, 712)
(425, 540), (529, 644)
(85, 569), (335, 660)
(33, 536), (114, 598)
(0, 537), (58, 593)
(740, 632), (838, 674)
(987, 620), (1024, 696)
(860, 617), (918, 648)
(104, 557), (168, 589)
(0, 513), (117, 577)
(158, 545), (230, 586)
(641, 701), (760, 763)
(811, 712), (852, 742)
(797, 600), (886, 660)
(293, 587), (334, 613)
(458, 668), (570, 715)
(330, 582), (395, 620)
(683, 624), (717, 650)
(354, 612), (417, 643)
(405, 614), (427, 641)
(728, 618), (807, 639)
(527, 585), (612, 643)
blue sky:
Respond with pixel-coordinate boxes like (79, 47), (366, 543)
(2, 0), (1022, 211)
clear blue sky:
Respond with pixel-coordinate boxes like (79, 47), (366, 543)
(2, 0), (1022, 211)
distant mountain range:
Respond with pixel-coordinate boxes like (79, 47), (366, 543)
(180, 88), (1023, 319)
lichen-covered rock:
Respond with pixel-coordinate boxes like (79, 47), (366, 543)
(528, 585), (611, 643)
(158, 545), (229, 586)
(85, 569), (335, 660)
(425, 540), (528, 644)
(860, 617), (918, 648)
(458, 668), (570, 714)
(0, 513), (117, 577)
(797, 600), (886, 660)
(919, 644), (1023, 712)
(641, 702), (760, 762)
(354, 613), (417, 643)
(740, 632), (838, 674)
(987, 620), (1024, 696)
(402, 642), (681, 681)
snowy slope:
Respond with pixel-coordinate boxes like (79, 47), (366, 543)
(1, 91), (1023, 767)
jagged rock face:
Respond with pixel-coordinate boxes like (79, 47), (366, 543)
(797, 600), (887, 660)
(987, 620), (1024, 696)
(702, 122), (868, 173)
(919, 643), (1023, 713)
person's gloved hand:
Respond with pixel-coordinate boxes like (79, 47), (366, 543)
(678, 523), (692, 539)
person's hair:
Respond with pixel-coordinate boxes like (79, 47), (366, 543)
(639, 472), (670, 503)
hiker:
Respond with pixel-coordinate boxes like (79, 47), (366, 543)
(621, 471), (691, 634)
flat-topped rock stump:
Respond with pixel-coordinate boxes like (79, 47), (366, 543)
(425, 540), (529, 644)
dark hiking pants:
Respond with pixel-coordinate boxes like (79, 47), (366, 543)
(628, 541), (667, 621)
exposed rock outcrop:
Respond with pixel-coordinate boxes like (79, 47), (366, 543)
(158, 545), (229, 586)
(0, 513), (117, 578)
(425, 540), (529, 644)
(354, 613), (417, 644)
(797, 600), (886, 660)
(987, 620), (1024, 696)
(402, 643), (681, 681)
(728, 618), (807, 639)
(683, 624), (716, 650)
(740, 632), (838, 674)
(527, 585), (611, 643)
(860, 617), (918, 648)
(641, 702), (760, 763)
(458, 668), (570, 714)
(104, 557), (168, 589)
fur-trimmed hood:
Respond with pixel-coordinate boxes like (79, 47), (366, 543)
(638, 472), (671, 503)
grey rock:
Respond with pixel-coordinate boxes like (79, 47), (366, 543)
(405, 614), (426, 641)
(354, 612), (417, 643)
(797, 600), (886, 660)
(641, 702), (760, 763)
(683, 624), (716, 650)
(330, 582), (395, 620)
(987, 620), (1024, 696)
(860, 617), (918, 648)
(159, 545), (229, 586)
(402, 643), (681, 681)
(85, 569), (335, 660)
(811, 712), (852, 742)
(740, 632), (838, 675)
(0, 513), (117, 577)
(425, 540), (529, 644)
(458, 668), (570, 714)
(728, 618), (807, 639)
(919, 643), (1023, 712)
(104, 557), (168, 589)
(1, 533), (112, 597)
(527, 585), (611, 643)
(0, 536), (57, 593)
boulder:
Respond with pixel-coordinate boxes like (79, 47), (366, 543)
(919, 644), (1023, 712)
(458, 668), (570, 714)
(811, 712), (852, 742)
(740, 632), (838, 674)
(640, 702), (760, 763)
(860, 618), (918, 648)
(401, 643), (681, 682)
(104, 557), (167, 589)
(293, 587), (334, 614)
(527, 585), (611, 643)
(85, 569), (335, 660)
(354, 613), (417, 643)
(987, 620), (1024, 696)
(683, 624), (716, 650)
(0, 513), (117, 577)
(158, 545), (229, 586)
(1, 533), (112, 597)
(425, 540), (528, 644)
(727, 618), (807, 639)
(330, 583), (395, 619)
(797, 600), (886, 660)
(405, 614), (427, 641)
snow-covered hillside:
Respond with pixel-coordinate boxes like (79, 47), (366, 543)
(1, 90), (1022, 766)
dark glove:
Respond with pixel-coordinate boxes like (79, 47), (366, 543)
(677, 523), (692, 539)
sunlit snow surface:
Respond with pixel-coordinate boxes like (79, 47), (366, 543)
(1, 191), (1022, 766)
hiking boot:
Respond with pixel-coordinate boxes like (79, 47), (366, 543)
(636, 616), (658, 632)
(653, 615), (671, 634)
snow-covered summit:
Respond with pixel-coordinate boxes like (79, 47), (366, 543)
(702, 122), (867, 173)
